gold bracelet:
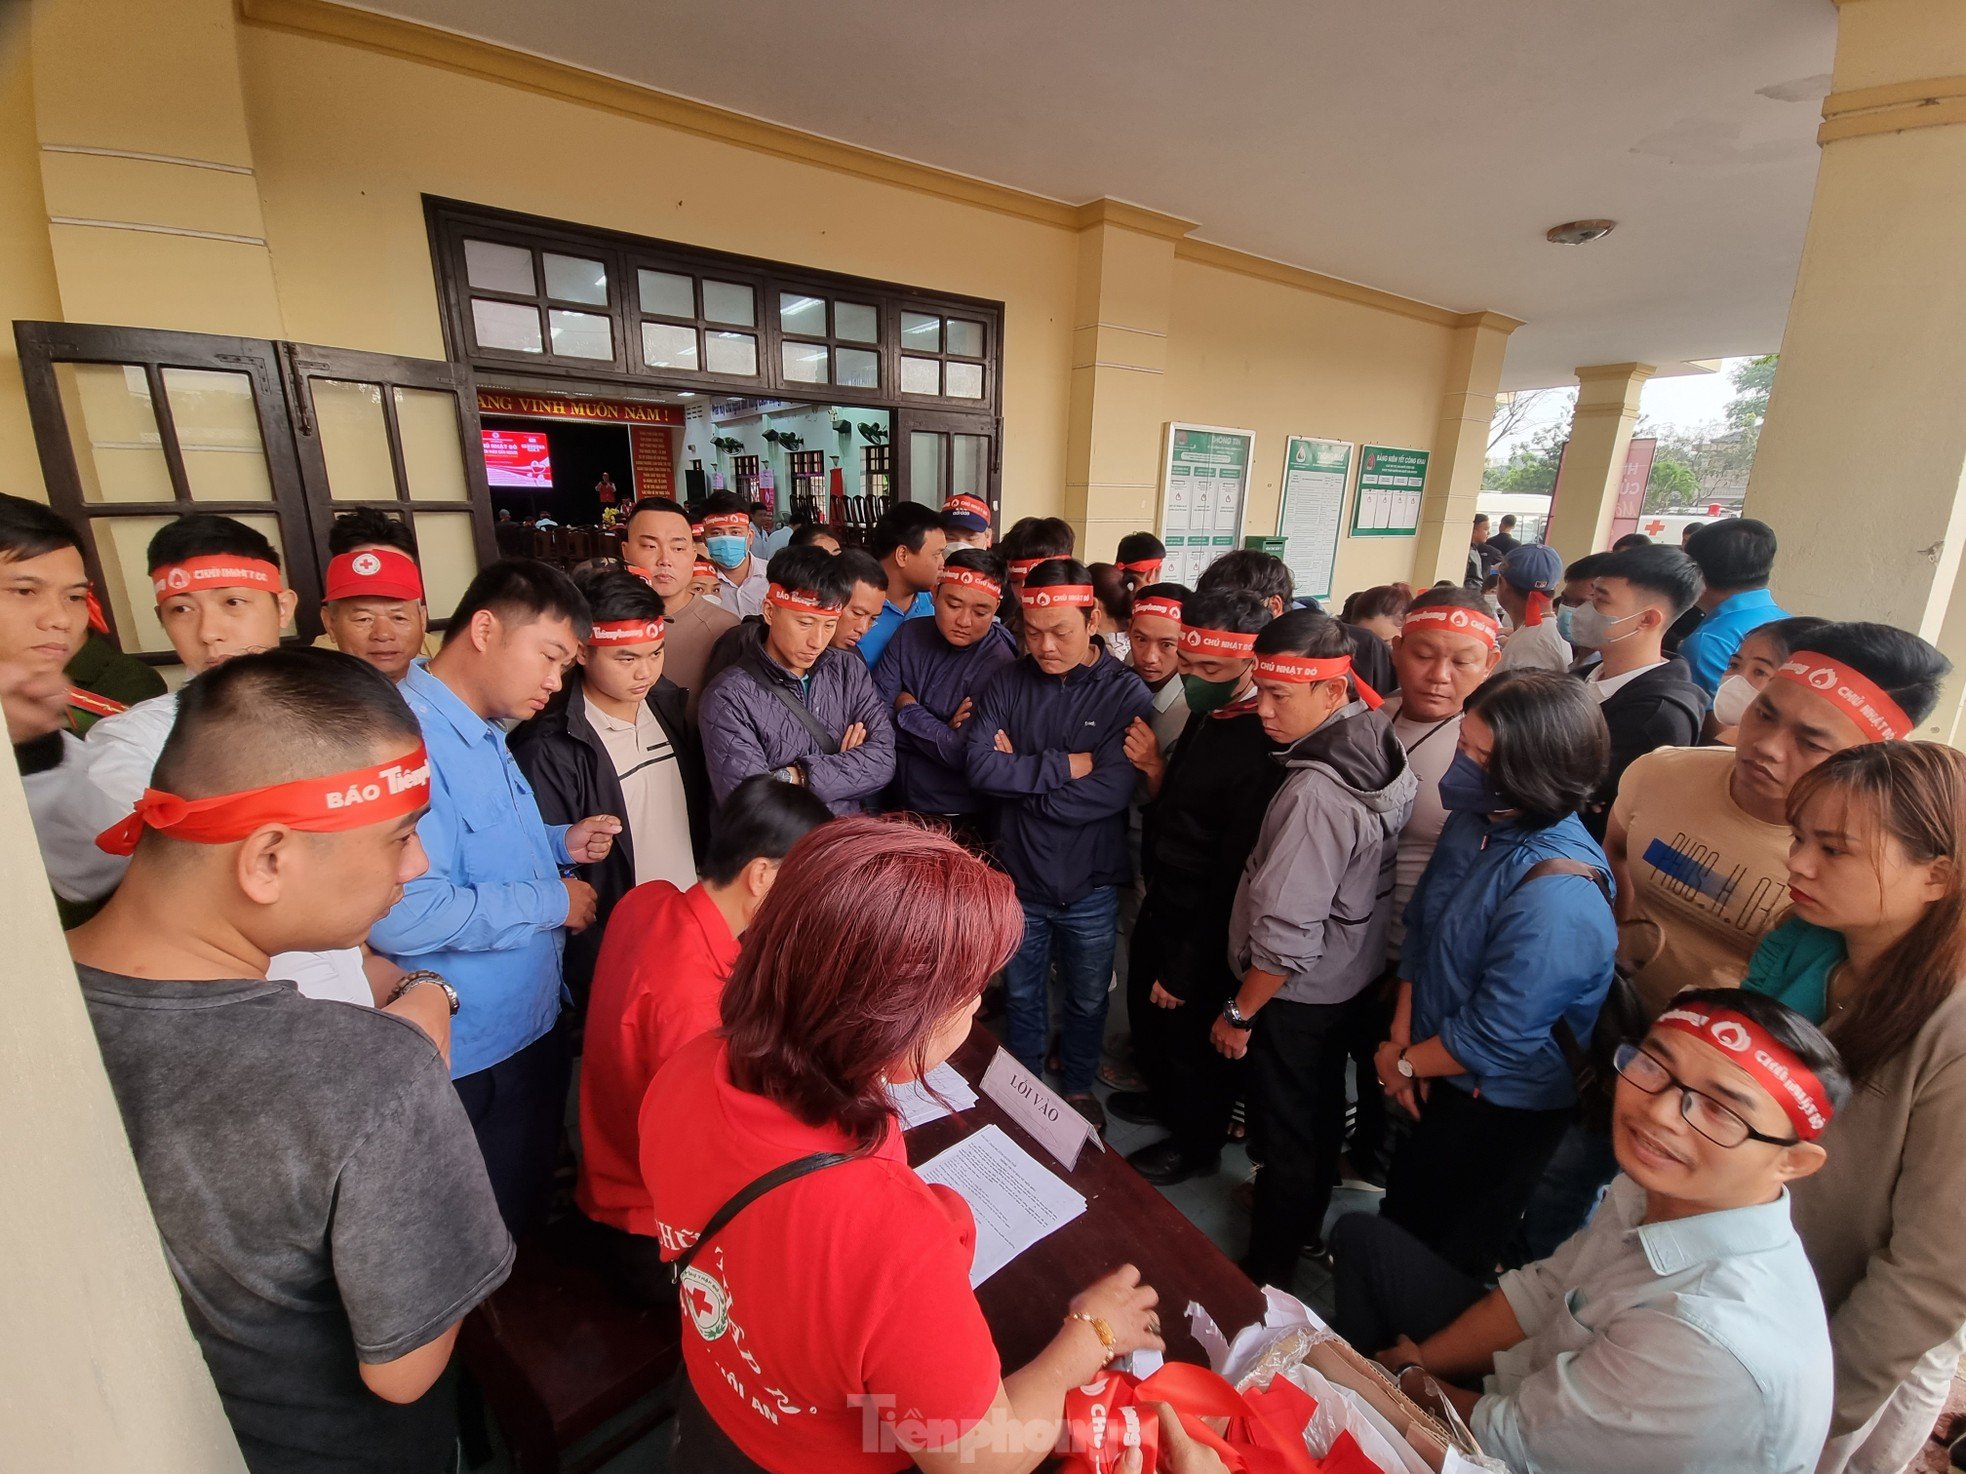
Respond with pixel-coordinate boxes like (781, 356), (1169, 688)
(1066, 1311), (1116, 1356)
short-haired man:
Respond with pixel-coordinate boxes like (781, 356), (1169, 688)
(1333, 989), (1843, 1474)
(1677, 518), (1788, 695)
(312, 508), (441, 670)
(1465, 513), (1498, 589)
(576, 774), (831, 1304)
(1114, 531), (1166, 592)
(619, 495), (739, 714)
(858, 501), (949, 667)
(698, 546), (894, 814)
(967, 558), (1154, 1127)
(1570, 544), (1707, 840)
(369, 560), (621, 1235)
(1221, 610), (1416, 1281)
(509, 569), (708, 1004)
(69, 648), (513, 1473)
(1198, 550), (1398, 699)
(790, 522), (841, 553)
(1556, 552), (1613, 659)
(995, 516), (1075, 635)
(872, 546), (1017, 828)
(1492, 544), (1572, 674)
(829, 549), (888, 653)
(942, 492), (992, 550)
(699, 490), (771, 618)
(1486, 514), (1521, 557)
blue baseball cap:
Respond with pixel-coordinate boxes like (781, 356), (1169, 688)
(1499, 544), (1563, 593)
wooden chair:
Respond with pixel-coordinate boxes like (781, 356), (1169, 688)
(460, 1216), (682, 1472)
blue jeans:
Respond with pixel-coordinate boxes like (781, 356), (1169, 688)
(1003, 887), (1119, 1095)
(1513, 1120), (1620, 1264)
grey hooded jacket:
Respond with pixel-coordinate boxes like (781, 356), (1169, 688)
(1228, 701), (1418, 1006)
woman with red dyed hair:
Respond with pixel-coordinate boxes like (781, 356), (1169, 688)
(640, 815), (1166, 1474)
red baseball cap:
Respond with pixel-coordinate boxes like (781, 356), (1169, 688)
(324, 546), (424, 603)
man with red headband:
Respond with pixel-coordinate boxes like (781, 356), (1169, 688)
(312, 509), (440, 680)
(699, 490), (770, 618)
(1492, 544), (1572, 674)
(941, 491), (993, 550)
(1219, 607), (1416, 1283)
(1332, 987), (1844, 1474)
(698, 545), (894, 815)
(68, 648), (513, 1473)
(619, 495), (738, 719)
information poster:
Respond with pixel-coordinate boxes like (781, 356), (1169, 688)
(1158, 423), (1254, 585)
(1350, 445), (1428, 537)
(1276, 437), (1352, 601)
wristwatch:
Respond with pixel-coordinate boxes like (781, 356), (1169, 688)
(1395, 1049), (1415, 1079)
(1221, 998), (1257, 1031)
(389, 969), (460, 1016)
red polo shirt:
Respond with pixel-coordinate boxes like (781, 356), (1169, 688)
(641, 1034), (1001, 1471)
(577, 880), (741, 1234)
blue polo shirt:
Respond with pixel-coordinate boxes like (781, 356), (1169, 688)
(1678, 588), (1788, 695)
(857, 589), (934, 668)
(370, 659), (573, 1079)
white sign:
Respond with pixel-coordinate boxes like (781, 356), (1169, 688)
(1156, 422), (1255, 586)
(1277, 437), (1353, 602)
(979, 1047), (1102, 1170)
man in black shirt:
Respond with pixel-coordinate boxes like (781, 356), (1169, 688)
(69, 648), (512, 1474)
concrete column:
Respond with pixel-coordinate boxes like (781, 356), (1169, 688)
(1411, 311), (1521, 583)
(1543, 362), (1654, 562)
(1746, 0), (1966, 738)
(1064, 200), (1192, 556)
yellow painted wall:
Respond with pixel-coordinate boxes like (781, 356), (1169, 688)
(0, 14), (62, 492)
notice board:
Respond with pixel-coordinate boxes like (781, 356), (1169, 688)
(1276, 437), (1352, 602)
(1351, 445), (1428, 537)
(1157, 423), (1254, 585)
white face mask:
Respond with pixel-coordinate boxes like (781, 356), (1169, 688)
(1568, 604), (1643, 649)
(1712, 673), (1759, 728)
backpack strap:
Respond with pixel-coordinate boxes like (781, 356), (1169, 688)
(743, 647), (842, 756)
(671, 1150), (855, 1282)
(1513, 855), (1612, 907)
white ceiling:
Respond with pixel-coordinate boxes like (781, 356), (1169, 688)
(348, 0), (1839, 389)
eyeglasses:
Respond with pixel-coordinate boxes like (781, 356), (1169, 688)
(1611, 1043), (1800, 1150)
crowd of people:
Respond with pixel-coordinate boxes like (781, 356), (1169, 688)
(6, 484), (1963, 1474)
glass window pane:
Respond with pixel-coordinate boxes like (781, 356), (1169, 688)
(702, 280), (755, 327)
(900, 356), (941, 395)
(778, 293), (827, 338)
(93, 511), (295, 655)
(704, 331), (757, 376)
(946, 318), (985, 358)
(641, 322), (700, 371)
(638, 268), (694, 318)
(909, 431), (946, 506)
(393, 388), (468, 502)
(464, 239), (535, 295)
(161, 368), (272, 502)
(901, 311), (941, 351)
(549, 309), (613, 360)
(835, 347), (879, 389)
(835, 302), (878, 343)
(543, 253), (608, 306)
(945, 361), (985, 399)
(471, 298), (543, 353)
(952, 435), (989, 498)
(313, 379), (396, 501)
(781, 342), (828, 384)
(55, 363), (171, 505)
(411, 511), (480, 619)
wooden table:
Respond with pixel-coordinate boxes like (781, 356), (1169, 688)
(905, 1025), (1264, 1371)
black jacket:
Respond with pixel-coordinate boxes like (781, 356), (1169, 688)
(508, 671), (710, 999)
(1580, 656), (1707, 841)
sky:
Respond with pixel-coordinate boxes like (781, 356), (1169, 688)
(1489, 357), (1749, 459)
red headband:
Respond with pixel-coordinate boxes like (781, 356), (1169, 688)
(1020, 583), (1096, 611)
(1252, 651), (1383, 708)
(95, 744), (430, 856)
(692, 557), (716, 579)
(1180, 625), (1257, 656)
(85, 586), (109, 635)
(766, 583), (843, 614)
(1006, 556), (1059, 585)
(1652, 1003), (1833, 1141)
(1402, 605), (1500, 650)
(1772, 654), (1911, 743)
(702, 514), (750, 535)
(151, 555), (283, 600)
(1117, 559), (1163, 578)
(1132, 596), (1184, 626)
(588, 617), (665, 646)
(938, 565), (1003, 601)
(943, 494), (991, 522)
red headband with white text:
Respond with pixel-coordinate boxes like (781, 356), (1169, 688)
(1006, 556), (1057, 585)
(702, 513), (751, 536)
(1251, 651), (1383, 708)
(150, 555), (283, 601)
(1771, 654), (1911, 743)
(943, 494), (991, 523)
(1401, 605), (1500, 651)
(1132, 596), (1184, 626)
(96, 744), (430, 856)
(1019, 583), (1097, 611)
(588, 617), (665, 647)
(1653, 1002), (1833, 1141)
(766, 583), (843, 614)
(1117, 559), (1163, 579)
(938, 565), (1003, 601)
(1180, 624), (1256, 656)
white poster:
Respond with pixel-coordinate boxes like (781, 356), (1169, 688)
(1276, 437), (1353, 602)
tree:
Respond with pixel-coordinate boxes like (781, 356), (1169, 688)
(1643, 456), (1698, 512)
(1726, 355), (1777, 434)
(1487, 387), (1570, 452)
(1487, 424), (1566, 495)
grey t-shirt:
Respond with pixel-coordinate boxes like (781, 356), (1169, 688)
(79, 967), (515, 1473)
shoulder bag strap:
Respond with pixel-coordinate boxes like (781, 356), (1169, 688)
(744, 649), (842, 756)
(1512, 855), (1613, 907)
(671, 1150), (855, 1283)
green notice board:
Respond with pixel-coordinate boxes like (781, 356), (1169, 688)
(1158, 423), (1254, 585)
(1276, 437), (1352, 601)
(1351, 445), (1427, 537)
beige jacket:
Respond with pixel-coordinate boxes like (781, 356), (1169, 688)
(1791, 983), (1966, 1436)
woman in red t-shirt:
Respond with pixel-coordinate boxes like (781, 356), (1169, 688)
(641, 816), (1166, 1474)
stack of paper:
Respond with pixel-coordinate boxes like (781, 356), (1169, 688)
(887, 1062), (978, 1130)
(917, 1124), (1088, 1285)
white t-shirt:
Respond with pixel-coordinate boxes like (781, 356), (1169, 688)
(1386, 695), (1463, 962)
(269, 948), (373, 1006)
(586, 693), (696, 890)
(1495, 618), (1572, 674)
(1584, 659), (1667, 703)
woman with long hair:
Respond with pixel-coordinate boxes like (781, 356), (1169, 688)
(1744, 741), (1966, 1474)
(641, 816), (1165, 1474)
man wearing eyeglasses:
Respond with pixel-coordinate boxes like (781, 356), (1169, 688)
(1329, 988), (1847, 1474)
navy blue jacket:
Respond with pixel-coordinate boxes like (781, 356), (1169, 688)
(965, 647), (1154, 908)
(872, 617), (1017, 814)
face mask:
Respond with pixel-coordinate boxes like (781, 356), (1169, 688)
(1181, 673), (1242, 715)
(1712, 673), (1759, 728)
(1555, 604), (1576, 642)
(704, 535), (747, 570)
(1568, 604), (1643, 648)
(1438, 749), (1509, 814)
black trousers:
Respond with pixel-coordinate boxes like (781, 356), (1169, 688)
(453, 1021), (571, 1239)
(574, 1211), (674, 1310)
(1126, 881), (1240, 1161)
(1329, 1212), (1489, 1358)
(673, 1377), (773, 1473)
(1380, 1080), (1574, 1280)
(1244, 993), (1361, 1284)
(1340, 969), (1399, 1176)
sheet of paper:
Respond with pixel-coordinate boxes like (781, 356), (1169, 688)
(916, 1124), (1087, 1285)
(887, 1062), (978, 1130)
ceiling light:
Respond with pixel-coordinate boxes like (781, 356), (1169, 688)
(1546, 219), (1617, 245)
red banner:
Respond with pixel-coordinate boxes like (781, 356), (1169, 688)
(630, 425), (675, 497)
(1607, 436), (1657, 545)
(476, 388), (682, 425)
